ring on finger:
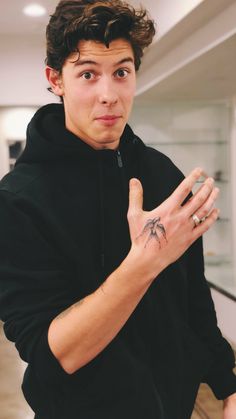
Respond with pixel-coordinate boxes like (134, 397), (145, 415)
(192, 213), (206, 227)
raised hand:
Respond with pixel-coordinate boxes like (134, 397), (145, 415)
(127, 168), (219, 281)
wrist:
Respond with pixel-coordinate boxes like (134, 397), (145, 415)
(122, 245), (161, 286)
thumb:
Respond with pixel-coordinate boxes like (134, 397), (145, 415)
(128, 178), (143, 215)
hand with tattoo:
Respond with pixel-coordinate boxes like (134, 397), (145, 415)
(127, 168), (219, 281)
(137, 217), (167, 248)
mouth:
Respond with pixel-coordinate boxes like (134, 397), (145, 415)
(95, 115), (122, 126)
(96, 115), (121, 121)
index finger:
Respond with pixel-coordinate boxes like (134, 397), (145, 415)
(169, 167), (204, 206)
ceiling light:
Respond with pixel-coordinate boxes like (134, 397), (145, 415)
(23, 3), (47, 17)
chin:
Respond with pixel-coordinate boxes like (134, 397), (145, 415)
(95, 137), (120, 150)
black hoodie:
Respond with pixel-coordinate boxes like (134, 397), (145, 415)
(0, 104), (235, 419)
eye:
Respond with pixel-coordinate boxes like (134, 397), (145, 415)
(115, 68), (129, 79)
(81, 71), (95, 80)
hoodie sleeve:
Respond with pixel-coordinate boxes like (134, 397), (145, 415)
(187, 237), (236, 400)
(0, 189), (86, 384)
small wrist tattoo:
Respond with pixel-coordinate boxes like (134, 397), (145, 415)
(56, 299), (85, 320)
(136, 217), (167, 248)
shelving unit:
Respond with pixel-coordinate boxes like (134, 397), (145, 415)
(132, 0), (236, 298)
(146, 122), (232, 283)
(148, 126), (233, 296)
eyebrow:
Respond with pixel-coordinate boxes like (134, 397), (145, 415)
(73, 57), (134, 67)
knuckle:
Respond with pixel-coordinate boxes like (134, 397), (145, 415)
(183, 184), (191, 196)
(199, 190), (208, 203)
(201, 207), (209, 217)
(178, 211), (187, 224)
(127, 210), (134, 220)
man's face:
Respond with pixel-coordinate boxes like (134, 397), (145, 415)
(47, 38), (136, 150)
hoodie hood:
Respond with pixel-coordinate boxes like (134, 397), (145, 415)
(16, 103), (142, 166)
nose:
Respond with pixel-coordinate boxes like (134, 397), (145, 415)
(98, 77), (118, 106)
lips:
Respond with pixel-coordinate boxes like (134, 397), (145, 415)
(96, 115), (121, 120)
(95, 115), (122, 127)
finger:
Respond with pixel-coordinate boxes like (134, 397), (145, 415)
(184, 177), (215, 217)
(193, 187), (219, 221)
(192, 208), (219, 239)
(186, 174), (208, 201)
(182, 168), (210, 206)
(128, 178), (143, 217)
(169, 167), (204, 207)
(182, 177), (215, 217)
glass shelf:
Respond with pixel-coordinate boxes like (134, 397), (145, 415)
(206, 261), (236, 300)
(204, 254), (231, 266)
(143, 105), (233, 297)
(196, 178), (229, 183)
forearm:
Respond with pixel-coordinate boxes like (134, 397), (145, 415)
(48, 251), (155, 374)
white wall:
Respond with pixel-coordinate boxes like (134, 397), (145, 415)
(0, 35), (59, 107)
(230, 98), (236, 275)
(151, 0), (203, 39)
(0, 107), (37, 178)
(211, 289), (236, 346)
(0, 108), (36, 140)
(130, 0), (203, 39)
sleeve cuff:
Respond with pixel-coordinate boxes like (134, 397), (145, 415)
(33, 327), (71, 383)
(205, 369), (236, 400)
(32, 325), (105, 386)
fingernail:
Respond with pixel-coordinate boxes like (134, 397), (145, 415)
(130, 178), (139, 187)
(194, 167), (203, 177)
(206, 177), (214, 185)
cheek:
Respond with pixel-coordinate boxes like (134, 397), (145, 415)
(123, 81), (136, 104)
(69, 90), (93, 115)
(123, 90), (135, 109)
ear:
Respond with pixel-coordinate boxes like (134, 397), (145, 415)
(45, 66), (64, 96)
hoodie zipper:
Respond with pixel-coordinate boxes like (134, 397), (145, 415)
(99, 151), (123, 274)
(117, 150), (123, 168)
(117, 148), (129, 212)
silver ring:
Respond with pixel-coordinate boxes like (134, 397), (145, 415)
(192, 213), (201, 227)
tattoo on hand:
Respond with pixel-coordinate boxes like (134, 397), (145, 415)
(136, 217), (167, 248)
(56, 299), (85, 320)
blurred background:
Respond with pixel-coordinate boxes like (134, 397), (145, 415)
(0, 1), (236, 418)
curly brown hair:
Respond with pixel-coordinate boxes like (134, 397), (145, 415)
(46, 0), (156, 73)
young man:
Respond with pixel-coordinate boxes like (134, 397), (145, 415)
(0, 1), (236, 418)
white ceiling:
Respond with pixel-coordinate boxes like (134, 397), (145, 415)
(0, 1), (58, 35)
(0, 0), (155, 35)
(135, 33), (236, 102)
